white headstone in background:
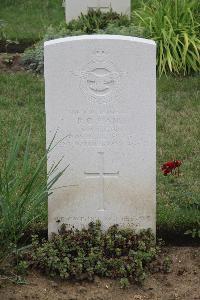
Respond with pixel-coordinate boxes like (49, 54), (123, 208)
(64, 0), (131, 22)
(45, 35), (156, 236)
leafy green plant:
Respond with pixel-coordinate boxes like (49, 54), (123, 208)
(0, 128), (67, 262)
(23, 221), (160, 285)
(133, 0), (200, 76)
(162, 256), (173, 273)
(15, 260), (29, 276)
(120, 277), (130, 289)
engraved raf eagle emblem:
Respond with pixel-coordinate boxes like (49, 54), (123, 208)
(82, 71), (119, 93)
(77, 50), (122, 103)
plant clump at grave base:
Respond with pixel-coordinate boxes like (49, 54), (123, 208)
(22, 221), (164, 286)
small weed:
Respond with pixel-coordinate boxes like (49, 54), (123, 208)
(15, 261), (29, 276)
(10, 275), (29, 285)
(120, 277), (130, 289)
(162, 256), (173, 273)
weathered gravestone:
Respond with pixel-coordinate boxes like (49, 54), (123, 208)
(63, 0), (131, 22)
(44, 35), (156, 236)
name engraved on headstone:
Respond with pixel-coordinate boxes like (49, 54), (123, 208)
(64, 108), (134, 147)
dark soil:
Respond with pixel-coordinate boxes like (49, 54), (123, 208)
(0, 247), (199, 300)
(0, 40), (34, 53)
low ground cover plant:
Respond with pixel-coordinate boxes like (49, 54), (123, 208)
(21, 221), (164, 286)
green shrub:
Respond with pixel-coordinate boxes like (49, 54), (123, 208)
(22, 221), (163, 286)
(133, 0), (200, 76)
(67, 9), (130, 33)
(0, 128), (66, 261)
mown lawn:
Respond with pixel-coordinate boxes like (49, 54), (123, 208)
(0, 0), (65, 43)
(0, 71), (199, 236)
(0, 72), (45, 164)
(157, 76), (200, 235)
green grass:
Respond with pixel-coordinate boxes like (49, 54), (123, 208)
(0, 72), (199, 236)
(0, 72), (45, 163)
(0, 0), (65, 42)
(157, 76), (200, 234)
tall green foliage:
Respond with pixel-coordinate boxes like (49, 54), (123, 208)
(133, 0), (200, 76)
(0, 129), (66, 260)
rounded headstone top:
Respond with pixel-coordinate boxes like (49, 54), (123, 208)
(44, 35), (156, 47)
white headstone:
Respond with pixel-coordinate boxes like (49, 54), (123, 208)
(64, 0), (131, 22)
(45, 35), (156, 236)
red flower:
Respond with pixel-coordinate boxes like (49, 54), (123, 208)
(161, 160), (182, 176)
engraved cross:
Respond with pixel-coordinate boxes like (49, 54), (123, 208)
(84, 152), (119, 211)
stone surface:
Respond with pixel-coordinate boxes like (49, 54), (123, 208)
(64, 0), (131, 22)
(44, 35), (156, 235)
